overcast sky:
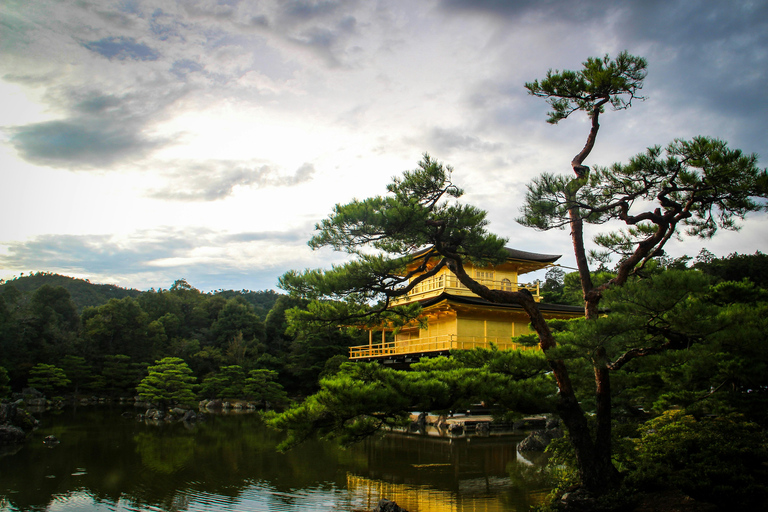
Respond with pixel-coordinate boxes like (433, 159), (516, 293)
(1, 0), (767, 292)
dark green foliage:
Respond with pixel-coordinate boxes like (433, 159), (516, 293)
(548, 269), (768, 424)
(211, 297), (265, 346)
(627, 411), (768, 509)
(213, 289), (281, 319)
(279, 154), (509, 330)
(136, 357), (197, 408)
(270, 348), (555, 450)
(283, 325), (363, 395)
(0, 272), (140, 311)
(243, 369), (288, 408)
(519, 137), (767, 248)
(82, 297), (157, 362)
(27, 363), (70, 396)
(695, 251), (768, 288)
(0, 366), (10, 398)
(200, 365), (246, 400)
(0, 270), (357, 399)
(540, 266), (567, 304)
(101, 354), (146, 397)
(525, 51), (647, 124)
(61, 355), (93, 395)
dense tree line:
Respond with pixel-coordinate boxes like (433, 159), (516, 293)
(0, 276), (364, 403)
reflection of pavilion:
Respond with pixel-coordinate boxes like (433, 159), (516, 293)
(345, 434), (549, 512)
(347, 473), (548, 512)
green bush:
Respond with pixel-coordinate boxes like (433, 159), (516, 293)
(627, 410), (768, 508)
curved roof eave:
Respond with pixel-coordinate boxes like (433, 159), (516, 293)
(418, 292), (583, 315)
(411, 246), (561, 264)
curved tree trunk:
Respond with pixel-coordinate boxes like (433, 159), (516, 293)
(447, 256), (620, 493)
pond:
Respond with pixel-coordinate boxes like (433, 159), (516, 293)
(0, 406), (551, 512)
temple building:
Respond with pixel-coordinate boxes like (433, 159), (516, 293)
(349, 247), (583, 362)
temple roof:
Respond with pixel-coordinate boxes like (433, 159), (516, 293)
(411, 246), (561, 264)
(502, 247), (561, 264)
(418, 292), (583, 315)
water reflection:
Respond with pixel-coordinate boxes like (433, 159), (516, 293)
(0, 407), (549, 512)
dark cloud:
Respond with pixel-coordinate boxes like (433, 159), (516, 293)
(4, 82), (186, 169)
(8, 118), (168, 168)
(438, 0), (614, 22)
(220, 231), (307, 243)
(149, 161), (316, 201)
(279, 0), (350, 21)
(83, 36), (161, 61)
(441, 0), (768, 158)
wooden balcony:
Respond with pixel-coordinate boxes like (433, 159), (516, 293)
(391, 274), (541, 305)
(349, 334), (536, 360)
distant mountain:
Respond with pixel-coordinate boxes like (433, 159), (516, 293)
(0, 272), (141, 311)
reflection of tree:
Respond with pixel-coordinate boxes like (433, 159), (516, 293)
(1, 410), (549, 512)
(134, 430), (197, 474)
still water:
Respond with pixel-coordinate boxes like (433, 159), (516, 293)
(0, 407), (551, 512)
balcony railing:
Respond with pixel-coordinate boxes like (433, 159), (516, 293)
(390, 274), (540, 305)
(349, 334), (536, 360)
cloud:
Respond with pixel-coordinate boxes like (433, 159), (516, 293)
(3, 80), (188, 169)
(7, 118), (168, 168)
(427, 127), (503, 155)
(148, 161), (316, 201)
(83, 36), (161, 61)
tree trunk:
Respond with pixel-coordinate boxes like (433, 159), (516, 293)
(448, 257), (620, 493)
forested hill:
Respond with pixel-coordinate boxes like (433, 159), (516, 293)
(0, 273), (283, 316)
(0, 272), (141, 311)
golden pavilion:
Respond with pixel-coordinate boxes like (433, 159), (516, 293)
(349, 247), (582, 362)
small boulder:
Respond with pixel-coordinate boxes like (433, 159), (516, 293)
(373, 499), (408, 512)
(518, 428), (564, 452)
(0, 426), (27, 446)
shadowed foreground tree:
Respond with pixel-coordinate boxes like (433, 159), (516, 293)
(273, 53), (767, 496)
(518, 52), (768, 490)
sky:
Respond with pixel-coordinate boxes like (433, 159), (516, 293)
(1, 0), (767, 293)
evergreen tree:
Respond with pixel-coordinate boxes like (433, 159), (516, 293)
(61, 355), (93, 396)
(136, 357), (197, 408)
(27, 363), (70, 396)
(243, 369), (288, 409)
(200, 365), (245, 400)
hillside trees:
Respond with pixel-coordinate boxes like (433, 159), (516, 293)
(274, 52), (767, 495)
(0, 274), (354, 400)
